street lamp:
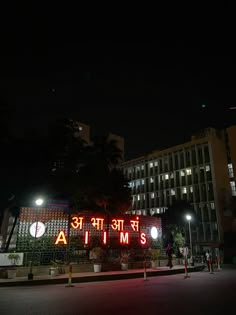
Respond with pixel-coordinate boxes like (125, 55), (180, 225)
(28, 198), (44, 280)
(185, 214), (193, 264)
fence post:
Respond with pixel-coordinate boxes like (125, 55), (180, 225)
(184, 258), (190, 279)
(216, 255), (221, 270)
(65, 263), (74, 287)
(209, 257), (214, 274)
(143, 261), (147, 281)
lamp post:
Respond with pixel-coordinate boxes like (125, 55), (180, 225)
(28, 198), (44, 280)
(185, 214), (193, 264)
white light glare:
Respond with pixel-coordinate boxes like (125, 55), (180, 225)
(151, 227), (158, 239)
(186, 214), (192, 221)
(35, 198), (44, 206)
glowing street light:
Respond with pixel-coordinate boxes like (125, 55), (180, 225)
(186, 214), (193, 263)
(28, 198), (44, 280)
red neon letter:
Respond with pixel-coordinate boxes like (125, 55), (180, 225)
(91, 217), (104, 230)
(103, 231), (107, 245)
(55, 231), (67, 245)
(140, 232), (147, 245)
(130, 219), (139, 232)
(71, 216), (83, 229)
(111, 219), (124, 231)
(84, 230), (89, 245)
(120, 232), (129, 244)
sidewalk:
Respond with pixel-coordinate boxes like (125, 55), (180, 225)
(0, 264), (205, 287)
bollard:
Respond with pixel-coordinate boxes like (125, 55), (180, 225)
(216, 255), (221, 270)
(209, 258), (214, 274)
(143, 261), (148, 281)
(65, 264), (74, 287)
(184, 258), (190, 279)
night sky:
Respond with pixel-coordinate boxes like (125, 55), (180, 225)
(1, 9), (236, 159)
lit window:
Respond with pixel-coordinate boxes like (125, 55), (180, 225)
(137, 194), (140, 200)
(150, 177), (154, 183)
(149, 162), (153, 168)
(186, 169), (192, 175)
(141, 179), (145, 185)
(165, 174), (169, 179)
(128, 182), (132, 188)
(141, 165), (144, 170)
(210, 202), (215, 209)
(136, 166), (140, 171)
(190, 186), (193, 193)
(181, 170), (185, 176)
(143, 194), (145, 200)
(151, 192), (155, 198)
(230, 181), (236, 196)
(171, 189), (175, 196)
(228, 163), (234, 178)
(154, 161), (158, 167)
(182, 187), (187, 194)
(136, 180), (140, 187)
(205, 165), (210, 172)
(170, 173), (174, 179)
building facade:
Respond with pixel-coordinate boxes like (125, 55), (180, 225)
(122, 126), (236, 254)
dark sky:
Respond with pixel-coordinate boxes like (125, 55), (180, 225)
(1, 9), (236, 159)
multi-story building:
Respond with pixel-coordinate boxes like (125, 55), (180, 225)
(122, 126), (236, 255)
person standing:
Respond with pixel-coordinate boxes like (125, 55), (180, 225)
(205, 250), (213, 272)
(166, 243), (173, 268)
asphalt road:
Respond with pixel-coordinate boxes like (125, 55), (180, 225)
(1, 266), (235, 315)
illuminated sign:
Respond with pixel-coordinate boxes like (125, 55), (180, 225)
(53, 215), (161, 247)
(29, 222), (46, 238)
(18, 208), (162, 252)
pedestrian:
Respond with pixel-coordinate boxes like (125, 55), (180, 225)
(166, 243), (173, 268)
(205, 250), (213, 272)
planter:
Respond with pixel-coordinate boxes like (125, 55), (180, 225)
(7, 269), (17, 279)
(151, 260), (157, 268)
(121, 263), (128, 271)
(93, 264), (102, 273)
(49, 267), (57, 276)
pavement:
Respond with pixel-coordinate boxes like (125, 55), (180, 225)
(0, 264), (205, 287)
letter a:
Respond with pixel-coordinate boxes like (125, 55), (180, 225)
(55, 231), (67, 245)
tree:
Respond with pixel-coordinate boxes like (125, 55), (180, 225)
(160, 200), (196, 253)
(47, 119), (131, 216)
(3, 195), (21, 252)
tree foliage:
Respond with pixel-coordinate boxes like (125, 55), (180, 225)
(160, 199), (196, 253)
(48, 119), (131, 214)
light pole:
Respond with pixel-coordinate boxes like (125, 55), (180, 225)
(28, 198), (44, 280)
(186, 214), (193, 264)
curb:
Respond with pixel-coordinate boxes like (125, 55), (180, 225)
(0, 265), (204, 287)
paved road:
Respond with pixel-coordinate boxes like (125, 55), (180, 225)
(1, 267), (235, 315)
